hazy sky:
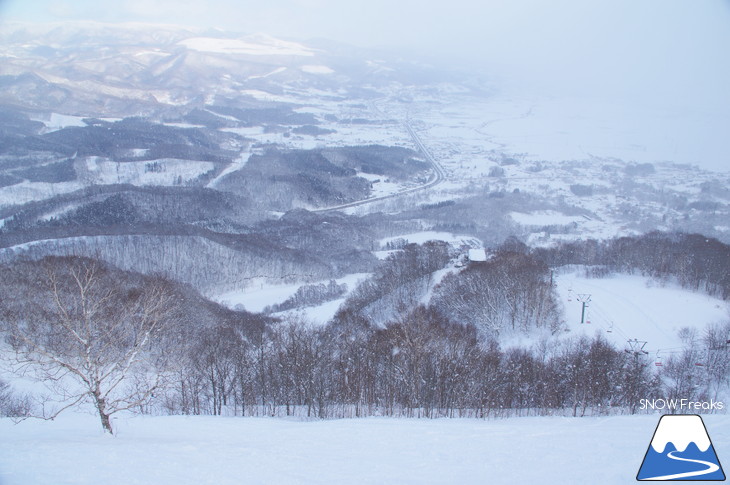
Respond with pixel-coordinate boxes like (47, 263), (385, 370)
(2, 1), (729, 113)
(3, 1), (729, 96)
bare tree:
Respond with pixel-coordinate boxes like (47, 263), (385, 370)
(1, 257), (180, 434)
(0, 378), (32, 418)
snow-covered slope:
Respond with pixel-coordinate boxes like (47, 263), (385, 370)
(1, 412), (727, 485)
(555, 270), (728, 354)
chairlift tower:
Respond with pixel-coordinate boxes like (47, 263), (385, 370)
(576, 294), (591, 324)
(625, 339), (649, 361)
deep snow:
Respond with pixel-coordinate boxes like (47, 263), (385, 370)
(3, 412), (728, 485)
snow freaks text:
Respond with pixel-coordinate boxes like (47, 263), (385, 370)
(639, 399), (725, 411)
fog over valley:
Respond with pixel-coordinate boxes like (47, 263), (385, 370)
(0, 3), (728, 484)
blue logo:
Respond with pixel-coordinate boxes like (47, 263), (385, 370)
(637, 414), (725, 481)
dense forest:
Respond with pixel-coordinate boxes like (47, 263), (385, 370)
(533, 232), (730, 299)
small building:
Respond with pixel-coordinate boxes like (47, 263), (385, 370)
(468, 248), (487, 262)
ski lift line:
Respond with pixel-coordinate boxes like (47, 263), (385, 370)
(625, 339), (650, 357)
(571, 295), (610, 325)
(582, 302), (629, 340)
(584, 309), (612, 334)
(569, 278), (676, 342)
(654, 350), (664, 366)
(594, 312), (630, 340)
(656, 346), (687, 353)
(590, 297), (675, 343)
(584, 302), (631, 341)
(562, 277), (676, 346)
(598, 315), (629, 340)
(643, 347), (701, 357)
(574, 301), (635, 343)
(585, 299), (623, 326)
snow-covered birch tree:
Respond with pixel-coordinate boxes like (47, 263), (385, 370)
(1, 256), (180, 434)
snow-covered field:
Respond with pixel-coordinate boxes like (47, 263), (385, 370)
(0, 180), (84, 209)
(213, 273), (370, 316)
(556, 270), (729, 353)
(1, 412), (728, 485)
(379, 231), (482, 249)
(82, 157), (215, 186)
(406, 92), (729, 173)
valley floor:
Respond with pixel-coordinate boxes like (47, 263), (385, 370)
(2, 412), (729, 484)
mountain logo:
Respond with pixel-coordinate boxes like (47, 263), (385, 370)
(637, 414), (726, 481)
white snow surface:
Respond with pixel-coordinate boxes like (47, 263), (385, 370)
(213, 273), (370, 315)
(301, 65), (335, 74)
(273, 297), (347, 326)
(1, 412), (728, 485)
(555, 270), (729, 354)
(510, 210), (583, 227)
(213, 279), (302, 312)
(179, 36), (315, 56)
(0, 180), (84, 209)
(207, 151), (251, 188)
(31, 112), (88, 132)
(82, 157), (215, 186)
(407, 92), (730, 173)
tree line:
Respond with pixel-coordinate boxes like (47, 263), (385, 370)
(533, 232), (730, 299)
(164, 306), (665, 420)
(2, 231), (729, 433)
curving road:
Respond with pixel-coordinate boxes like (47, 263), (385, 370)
(313, 117), (445, 213)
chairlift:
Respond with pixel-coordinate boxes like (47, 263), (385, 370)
(606, 323), (613, 334)
(655, 351), (663, 367)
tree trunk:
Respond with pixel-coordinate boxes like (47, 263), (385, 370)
(94, 392), (113, 434)
(99, 409), (113, 434)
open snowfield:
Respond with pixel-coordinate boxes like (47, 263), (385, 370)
(3, 412), (728, 485)
(213, 273), (370, 314)
(406, 92), (730, 173)
(379, 231), (482, 249)
(83, 157), (215, 186)
(556, 270), (729, 354)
